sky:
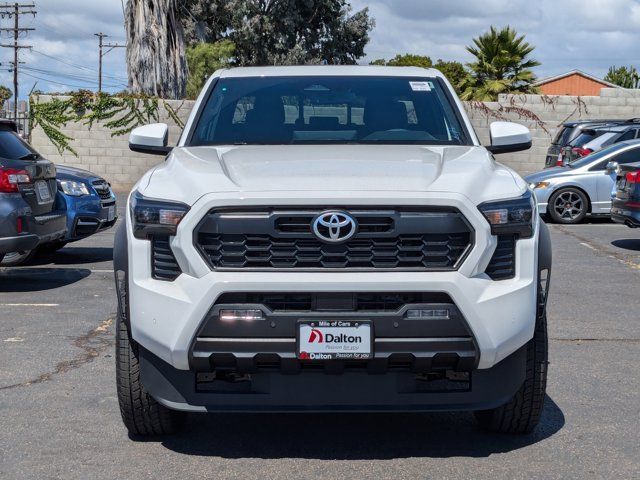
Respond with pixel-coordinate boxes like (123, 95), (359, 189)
(3, 0), (640, 99)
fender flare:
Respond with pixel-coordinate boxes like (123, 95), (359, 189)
(537, 220), (552, 315)
(537, 220), (552, 273)
(113, 221), (129, 327)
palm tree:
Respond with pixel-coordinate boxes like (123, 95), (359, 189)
(125, 0), (187, 99)
(460, 26), (540, 101)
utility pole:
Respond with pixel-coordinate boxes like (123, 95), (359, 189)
(0, 3), (35, 120)
(94, 32), (125, 92)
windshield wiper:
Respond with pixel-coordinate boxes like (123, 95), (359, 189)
(19, 153), (40, 160)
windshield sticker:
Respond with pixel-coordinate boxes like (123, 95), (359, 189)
(409, 81), (431, 92)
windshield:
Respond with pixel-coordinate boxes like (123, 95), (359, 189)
(189, 76), (471, 146)
(569, 142), (631, 168)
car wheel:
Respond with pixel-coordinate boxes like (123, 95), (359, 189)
(474, 273), (549, 434)
(548, 188), (588, 224)
(38, 241), (68, 254)
(0, 250), (36, 267)
(115, 273), (185, 436)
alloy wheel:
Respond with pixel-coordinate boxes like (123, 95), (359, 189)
(553, 191), (584, 220)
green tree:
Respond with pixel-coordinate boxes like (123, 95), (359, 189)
(186, 40), (235, 98)
(0, 85), (11, 107)
(185, 1), (373, 65)
(368, 55), (467, 93)
(604, 65), (640, 89)
(385, 54), (433, 68)
(182, 0), (233, 44)
(460, 26), (540, 101)
(434, 59), (466, 93)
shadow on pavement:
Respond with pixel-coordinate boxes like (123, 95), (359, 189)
(611, 239), (640, 251)
(0, 267), (91, 292)
(152, 395), (564, 459)
(26, 247), (113, 266)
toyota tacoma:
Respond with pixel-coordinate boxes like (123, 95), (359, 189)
(114, 66), (552, 436)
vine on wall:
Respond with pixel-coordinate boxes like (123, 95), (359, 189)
(29, 90), (186, 156)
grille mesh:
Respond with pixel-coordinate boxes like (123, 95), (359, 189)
(151, 236), (181, 280)
(197, 233), (471, 270)
(485, 235), (516, 280)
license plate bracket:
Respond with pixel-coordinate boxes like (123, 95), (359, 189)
(35, 180), (52, 204)
(297, 320), (373, 360)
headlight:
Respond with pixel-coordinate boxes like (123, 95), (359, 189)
(530, 181), (550, 189)
(130, 190), (190, 240)
(478, 190), (535, 238)
(59, 180), (90, 196)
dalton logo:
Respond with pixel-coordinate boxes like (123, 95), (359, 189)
(308, 328), (324, 343)
(307, 328), (362, 344)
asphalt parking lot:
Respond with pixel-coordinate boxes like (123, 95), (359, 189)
(1, 202), (639, 479)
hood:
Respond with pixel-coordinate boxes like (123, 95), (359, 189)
(524, 167), (572, 184)
(56, 164), (102, 182)
(141, 145), (524, 205)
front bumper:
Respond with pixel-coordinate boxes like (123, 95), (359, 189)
(60, 192), (117, 241)
(140, 343), (527, 412)
(127, 191), (540, 372)
(531, 187), (551, 215)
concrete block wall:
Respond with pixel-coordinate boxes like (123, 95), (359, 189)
(29, 88), (640, 191)
(30, 96), (195, 191)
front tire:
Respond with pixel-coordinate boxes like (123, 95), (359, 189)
(474, 281), (549, 433)
(548, 188), (588, 224)
(115, 276), (184, 436)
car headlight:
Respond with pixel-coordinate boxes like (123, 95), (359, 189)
(478, 190), (535, 238)
(59, 180), (90, 196)
(130, 190), (190, 240)
(530, 181), (550, 189)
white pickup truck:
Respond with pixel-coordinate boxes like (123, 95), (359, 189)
(114, 66), (552, 436)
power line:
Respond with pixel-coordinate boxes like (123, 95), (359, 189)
(30, 49), (127, 81)
(21, 65), (127, 89)
(19, 70), (106, 90)
(0, 2), (36, 120)
(95, 32), (126, 92)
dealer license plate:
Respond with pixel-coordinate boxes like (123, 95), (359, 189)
(35, 180), (52, 203)
(297, 320), (373, 360)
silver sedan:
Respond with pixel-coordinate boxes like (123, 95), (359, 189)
(525, 140), (640, 223)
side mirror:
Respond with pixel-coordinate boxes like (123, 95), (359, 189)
(605, 161), (619, 175)
(129, 123), (172, 156)
(486, 121), (532, 154)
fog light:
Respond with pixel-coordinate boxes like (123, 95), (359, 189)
(219, 309), (263, 322)
(405, 309), (450, 320)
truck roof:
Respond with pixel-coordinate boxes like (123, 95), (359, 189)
(216, 65), (445, 79)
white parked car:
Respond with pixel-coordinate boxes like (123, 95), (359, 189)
(114, 66), (552, 436)
(527, 140), (640, 223)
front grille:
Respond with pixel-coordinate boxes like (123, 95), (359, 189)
(215, 292), (453, 312)
(485, 235), (516, 280)
(151, 236), (181, 280)
(196, 208), (473, 271)
(91, 179), (112, 200)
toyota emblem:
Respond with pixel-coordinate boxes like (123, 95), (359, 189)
(312, 211), (357, 243)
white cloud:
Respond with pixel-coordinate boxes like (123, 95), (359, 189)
(352, 0), (640, 78)
(4, 0), (640, 98)
(0, 0), (127, 97)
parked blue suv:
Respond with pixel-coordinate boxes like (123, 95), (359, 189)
(40, 165), (118, 252)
